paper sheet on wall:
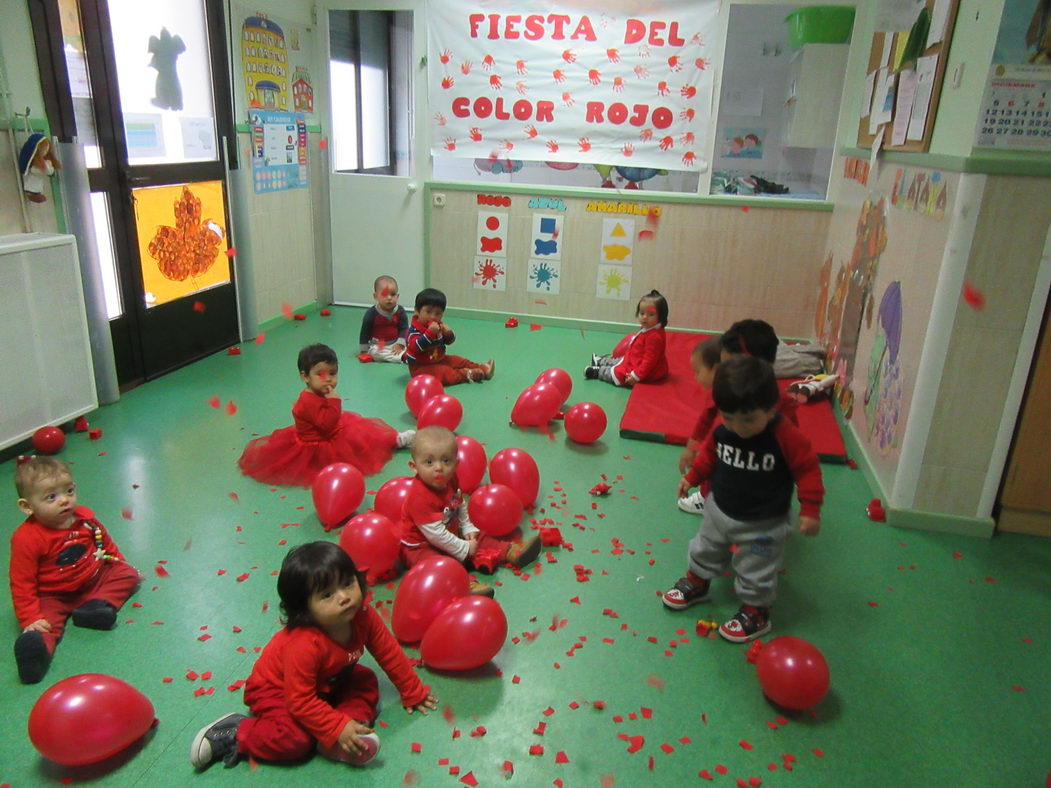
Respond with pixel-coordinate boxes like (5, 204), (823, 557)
(907, 55), (938, 140)
(926, 0), (952, 47)
(875, 0), (926, 32)
(862, 71), (876, 118)
(891, 68), (918, 145)
(869, 68), (894, 135)
(722, 88), (765, 117)
(880, 34), (894, 67)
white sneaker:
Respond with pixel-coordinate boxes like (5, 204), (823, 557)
(396, 430), (415, 449)
(677, 490), (705, 514)
(591, 353), (601, 366)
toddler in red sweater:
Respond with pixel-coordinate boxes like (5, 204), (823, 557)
(191, 541), (437, 770)
(10, 457), (141, 683)
(585, 289), (669, 386)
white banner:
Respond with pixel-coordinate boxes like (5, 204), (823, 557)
(428, 1), (720, 171)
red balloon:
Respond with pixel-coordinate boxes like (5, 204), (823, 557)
(312, 463), (365, 528)
(534, 368), (572, 405)
(417, 394), (463, 431)
(755, 636), (830, 710)
(466, 483), (523, 536)
(374, 476), (415, 522)
(32, 426), (65, 455)
(489, 447), (540, 508)
(405, 375), (444, 417)
(29, 673), (155, 766)
(564, 402), (608, 444)
(420, 596), (508, 670)
(510, 384), (560, 427)
(392, 556), (469, 643)
(338, 511), (399, 574)
(456, 435), (488, 493)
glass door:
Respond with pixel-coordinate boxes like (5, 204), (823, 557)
(40, 0), (239, 385)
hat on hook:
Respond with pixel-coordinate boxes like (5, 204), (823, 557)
(18, 133), (48, 176)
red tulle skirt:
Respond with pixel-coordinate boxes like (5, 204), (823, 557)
(238, 412), (398, 487)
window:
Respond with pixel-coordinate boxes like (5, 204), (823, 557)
(328, 10), (413, 175)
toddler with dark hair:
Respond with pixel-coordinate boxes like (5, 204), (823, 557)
(584, 289), (669, 386)
(403, 288), (493, 385)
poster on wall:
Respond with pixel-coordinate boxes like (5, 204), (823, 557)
(530, 213), (564, 260)
(600, 217), (634, 264)
(527, 259), (562, 293)
(477, 211), (509, 256)
(596, 263), (632, 300)
(864, 281), (904, 455)
(974, 0), (1051, 150)
(721, 128), (764, 158)
(472, 256), (507, 289)
(428, 0), (720, 170)
(249, 110), (308, 193)
(237, 8), (317, 120)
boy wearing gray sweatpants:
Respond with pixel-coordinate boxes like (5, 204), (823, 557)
(663, 356), (824, 642)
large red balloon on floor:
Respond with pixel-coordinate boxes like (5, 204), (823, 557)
(29, 673), (156, 766)
(338, 511), (399, 575)
(312, 463), (365, 528)
(374, 476), (415, 522)
(405, 375), (444, 417)
(456, 435), (488, 493)
(534, 368), (572, 405)
(466, 483), (523, 536)
(32, 426), (65, 455)
(564, 402), (608, 444)
(489, 447), (540, 508)
(392, 556), (469, 643)
(755, 636), (830, 710)
(510, 384), (561, 427)
(420, 596), (508, 670)
(417, 394), (462, 431)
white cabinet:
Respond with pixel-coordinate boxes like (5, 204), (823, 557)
(782, 43), (849, 149)
(0, 233), (98, 450)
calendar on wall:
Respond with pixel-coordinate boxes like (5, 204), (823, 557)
(976, 77), (1051, 150)
(974, 0), (1051, 151)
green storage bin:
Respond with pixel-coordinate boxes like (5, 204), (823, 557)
(785, 6), (855, 48)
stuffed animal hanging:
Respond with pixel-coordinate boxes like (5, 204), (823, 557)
(18, 133), (61, 203)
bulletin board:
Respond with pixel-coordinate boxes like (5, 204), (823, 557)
(857, 0), (961, 152)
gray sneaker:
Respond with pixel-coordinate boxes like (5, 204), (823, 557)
(396, 429), (415, 449)
(677, 490), (705, 514)
(190, 713), (246, 769)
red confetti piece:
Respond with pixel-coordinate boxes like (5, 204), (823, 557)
(625, 735), (644, 753)
(151, 620), (164, 625)
(320, 308), (332, 316)
(962, 281), (985, 310)
(542, 706), (555, 716)
(208, 396), (221, 408)
(294, 313), (307, 321)
(529, 744), (544, 756)
(261, 601), (269, 612)
(236, 573), (250, 582)
(201, 670), (212, 678)
(460, 773), (478, 787)
(192, 300), (206, 312)
(640, 707), (653, 719)
(183, 539), (192, 551)
(89, 428), (103, 440)
(402, 769), (420, 785)
(186, 670), (199, 680)
(1012, 685), (1025, 691)
(469, 725), (486, 737)
(985, 576), (996, 583)
(660, 743), (675, 754)
(867, 601), (879, 607)
(740, 740), (753, 750)
(638, 229), (654, 241)
(533, 722), (547, 735)
(198, 634), (212, 641)
(411, 742), (422, 753)
(226, 400), (238, 415)
(646, 674), (665, 692)
(555, 751), (570, 763)
(217, 569), (226, 575)
(529, 323), (542, 331)
(154, 565), (170, 578)
(600, 776), (615, 788)
(229, 492), (239, 502)
(319, 138), (329, 150)
(716, 765), (728, 775)
(443, 705), (456, 723)
(699, 770), (713, 781)
(162, 677), (173, 683)
(512, 674), (521, 683)
(232, 625), (242, 633)
(741, 205), (751, 212)
(254, 333), (265, 344)
(121, 508), (133, 520)
(502, 761), (514, 776)
(812, 749), (825, 757)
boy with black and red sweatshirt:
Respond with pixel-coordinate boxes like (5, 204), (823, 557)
(402, 288), (493, 385)
(358, 275), (408, 362)
(663, 356), (823, 643)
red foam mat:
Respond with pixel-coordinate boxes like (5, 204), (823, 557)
(618, 331), (847, 463)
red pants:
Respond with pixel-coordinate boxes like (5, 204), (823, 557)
(238, 665), (380, 762)
(409, 355), (486, 386)
(399, 532), (510, 573)
(36, 560), (141, 654)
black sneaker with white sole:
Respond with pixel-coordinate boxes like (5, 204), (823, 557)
(661, 575), (711, 610)
(190, 713), (247, 769)
(719, 604), (772, 643)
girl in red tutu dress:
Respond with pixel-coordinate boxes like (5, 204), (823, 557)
(239, 344), (414, 487)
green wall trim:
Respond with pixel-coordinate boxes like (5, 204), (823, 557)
(837, 403), (995, 538)
(256, 300), (318, 333)
(235, 122), (323, 133)
(840, 146), (1051, 176)
(424, 180), (834, 211)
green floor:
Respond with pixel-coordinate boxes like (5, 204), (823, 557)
(3, 307), (1050, 787)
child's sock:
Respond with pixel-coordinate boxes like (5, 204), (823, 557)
(318, 732), (381, 766)
(71, 599), (117, 630)
(15, 630), (51, 684)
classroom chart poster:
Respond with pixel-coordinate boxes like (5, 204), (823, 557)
(249, 110), (308, 193)
(596, 263), (632, 300)
(428, 0), (720, 170)
(236, 8), (318, 120)
(600, 217), (634, 264)
(531, 213), (564, 260)
(477, 211), (509, 257)
(472, 256), (507, 290)
(527, 258), (561, 294)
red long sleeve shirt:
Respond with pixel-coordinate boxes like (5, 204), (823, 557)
(292, 389), (342, 441)
(403, 318), (455, 365)
(9, 506), (127, 627)
(610, 325), (668, 384)
(686, 415), (824, 521)
(689, 390), (800, 446)
(245, 605), (430, 747)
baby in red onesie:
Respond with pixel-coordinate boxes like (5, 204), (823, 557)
(10, 457), (141, 683)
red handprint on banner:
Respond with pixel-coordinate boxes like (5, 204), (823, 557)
(606, 48), (620, 63)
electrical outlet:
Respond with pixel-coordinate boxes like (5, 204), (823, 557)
(433, 192), (446, 207)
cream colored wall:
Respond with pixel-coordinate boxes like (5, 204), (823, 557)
(428, 190), (830, 337)
(822, 160), (957, 497)
(916, 176), (1051, 515)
